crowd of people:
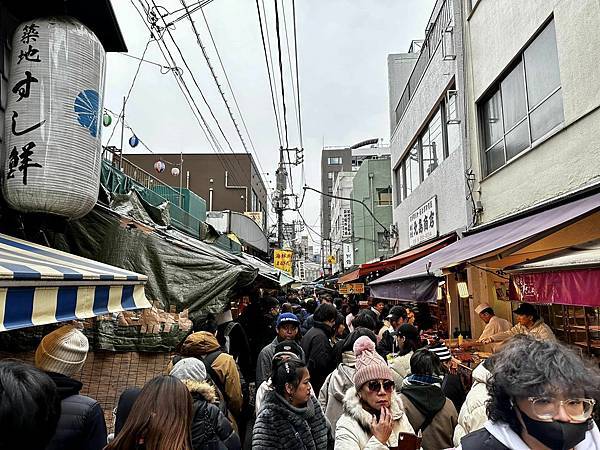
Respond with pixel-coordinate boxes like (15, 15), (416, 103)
(1, 292), (599, 450)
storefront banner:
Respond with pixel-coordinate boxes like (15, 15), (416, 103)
(510, 269), (600, 307)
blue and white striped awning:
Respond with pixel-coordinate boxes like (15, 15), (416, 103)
(0, 233), (151, 331)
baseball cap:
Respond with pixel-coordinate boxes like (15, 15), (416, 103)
(273, 340), (303, 361)
(474, 303), (491, 315)
(513, 303), (537, 316)
(386, 305), (408, 321)
(276, 312), (300, 328)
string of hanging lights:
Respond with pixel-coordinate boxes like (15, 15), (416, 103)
(102, 107), (182, 177)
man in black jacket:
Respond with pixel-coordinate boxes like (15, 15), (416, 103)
(0, 360), (61, 450)
(376, 305), (408, 358)
(300, 303), (337, 393)
(35, 325), (107, 450)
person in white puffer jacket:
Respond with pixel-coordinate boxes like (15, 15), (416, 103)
(452, 357), (494, 446)
(335, 336), (414, 449)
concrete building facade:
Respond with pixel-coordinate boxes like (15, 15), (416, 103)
(462, 0), (600, 341)
(330, 171), (356, 274)
(389, 0), (471, 253)
(351, 157), (393, 265)
(320, 146), (352, 240)
(464, 0), (600, 224)
(125, 153), (268, 230)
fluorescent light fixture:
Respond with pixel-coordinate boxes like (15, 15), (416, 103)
(457, 281), (470, 298)
(437, 287), (443, 300)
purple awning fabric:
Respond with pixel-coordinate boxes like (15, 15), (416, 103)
(370, 276), (438, 303)
(371, 192), (600, 286)
(509, 269), (600, 307)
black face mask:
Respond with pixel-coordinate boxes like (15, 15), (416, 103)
(519, 409), (589, 450)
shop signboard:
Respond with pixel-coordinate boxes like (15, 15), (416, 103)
(339, 283), (365, 294)
(408, 196), (438, 247)
(343, 243), (354, 269)
(274, 249), (293, 274)
(244, 211), (264, 230)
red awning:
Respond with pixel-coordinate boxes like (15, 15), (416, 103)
(509, 269), (600, 307)
(339, 235), (456, 284)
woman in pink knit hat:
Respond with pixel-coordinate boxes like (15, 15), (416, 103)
(335, 336), (415, 449)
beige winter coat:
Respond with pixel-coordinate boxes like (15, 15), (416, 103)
(489, 318), (555, 343)
(390, 351), (413, 390)
(335, 387), (415, 450)
(319, 352), (357, 436)
(452, 363), (491, 446)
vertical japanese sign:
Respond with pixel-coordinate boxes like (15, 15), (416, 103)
(408, 196), (438, 247)
(7, 22), (44, 186)
(274, 249), (293, 275)
(343, 243), (354, 269)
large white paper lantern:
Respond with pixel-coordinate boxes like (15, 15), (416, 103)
(2, 17), (106, 218)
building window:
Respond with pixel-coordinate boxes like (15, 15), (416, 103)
(394, 166), (403, 206)
(377, 232), (389, 251)
(377, 187), (392, 206)
(404, 143), (420, 198)
(327, 171), (335, 180)
(327, 186), (333, 194)
(421, 108), (444, 181)
(328, 156), (342, 165)
(480, 20), (563, 176)
(397, 95), (459, 203)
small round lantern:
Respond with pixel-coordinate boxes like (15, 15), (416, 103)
(154, 160), (165, 173)
(129, 134), (139, 147)
(171, 167), (180, 177)
(102, 112), (112, 127)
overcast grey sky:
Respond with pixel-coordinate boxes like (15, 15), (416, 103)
(103, 0), (436, 248)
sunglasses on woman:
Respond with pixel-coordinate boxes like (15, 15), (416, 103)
(367, 380), (395, 393)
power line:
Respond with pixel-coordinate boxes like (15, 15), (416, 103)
(273, 0), (289, 149)
(147, 0), (248, 185)
(116, 52), (182, 74)
(106, 38), (152, 146)
(132, 0), (245, 187)
(180, 0), (252, 159)
(292, 0), (303, 151)
(303, 185), (391, 236)
(255, 0), (283, 146)
(280, 0), (299, 145)
(199, 6), (267, 177)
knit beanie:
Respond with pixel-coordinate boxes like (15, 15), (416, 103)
(353, 335), (393, 389)
(170, 357), (208, 382)
(35, 325), (89, 377)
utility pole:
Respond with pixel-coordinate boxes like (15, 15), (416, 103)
(275, 146), (287, 248)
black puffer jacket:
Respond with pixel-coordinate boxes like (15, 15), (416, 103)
(301, 321), (334, 393)
(44, 372), (107, 450)
(252, 390), (329, 450)
(186, 380), (241, 450)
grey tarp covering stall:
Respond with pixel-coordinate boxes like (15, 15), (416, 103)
(0, 204), (257, 352)
(369, 276), (438, 303)
(57, 205), (258, 318)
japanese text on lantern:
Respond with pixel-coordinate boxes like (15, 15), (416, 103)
(8, 22), (45, 185)
(408, 196), (438, 247)
(273, 249), (293, 275)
